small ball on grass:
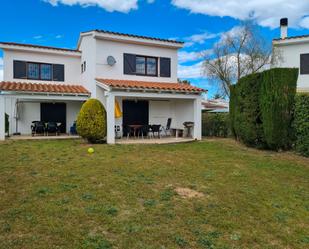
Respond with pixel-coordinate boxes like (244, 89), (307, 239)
(88, 147), (94, 154)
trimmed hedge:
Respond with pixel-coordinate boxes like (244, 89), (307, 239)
(202, 112), (230, 137)
(230, 68), (298, 150)
(293, 94), (309, 157)
(76, 99), (107, 143)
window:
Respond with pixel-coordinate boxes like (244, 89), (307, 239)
(147, 58), (157, 75)
(81, 61), (86, 73)
(13, 60), (65, 81)
(300, 54), (309, 74)
(83, 61), (86, 72)
(135, 56), (157, 76)
(40, 64), (52, 80)
(27, 63), (40, 79)
(136, 56), (146, 75)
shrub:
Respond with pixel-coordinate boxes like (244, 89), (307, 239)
(230, 68), (298, 150)
(230, 73), (265, 147)
(259, 68), (298, 150)
(293, 93), (309, 157)
(76, 98), (107, 143)
(202, 112), (230, 137)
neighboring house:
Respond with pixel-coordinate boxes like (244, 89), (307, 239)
(273, 18), (309, 93)
(0, 30), (205, 143)
(201, 98), (229, 113)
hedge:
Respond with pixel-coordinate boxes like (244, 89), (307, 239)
(202, 112), (230, 137)
(76, 99), (107, 143)
(230, 68), (298, 150)
(293, 93), (309, 157)
(259, 68), (298, 150)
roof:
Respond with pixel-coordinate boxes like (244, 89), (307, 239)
(273, 34), (309, 41)
(0, 81), (90, 95)
(0, 42), (81, 53)
(96, 78), (206, 93)
(82, 29), (184, 44)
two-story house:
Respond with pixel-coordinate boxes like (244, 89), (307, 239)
(273, 18), (309, 93)
(0, 30), (205, 143)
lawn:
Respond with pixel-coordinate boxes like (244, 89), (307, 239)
(0, 139), (308, 249)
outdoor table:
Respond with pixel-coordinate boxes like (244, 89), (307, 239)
(128, 124), (143, 138)
(171, 127), (184, 138)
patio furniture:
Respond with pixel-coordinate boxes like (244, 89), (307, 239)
(46, 122), (59, 136)
(123, 125), (133, 139)
(31, 121), (46, 136)
(128, 124), (143, 138)
(70, 121), (77, 135)
(162, 118), (172, 136)
(115, 125), (121, 139)
(140, 124), (152, 139)
(151, 124), (161, 138)
(183, 122), (194, 137)
(171, 127), (184, 138)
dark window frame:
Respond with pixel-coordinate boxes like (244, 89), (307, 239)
(13, 60), (64, 81)
(135, 55), (158, 77)
(300, 53), (309, 75)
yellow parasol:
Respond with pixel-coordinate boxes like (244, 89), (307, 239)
(115, 100), (122, 118)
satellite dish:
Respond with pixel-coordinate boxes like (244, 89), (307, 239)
(107, 56), (116, 66)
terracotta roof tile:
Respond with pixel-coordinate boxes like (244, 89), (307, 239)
(0, 42), (81, 53)
(0, 81), (90, 95)
(96, 78), (206, 93)
(82, 30), (184, 44)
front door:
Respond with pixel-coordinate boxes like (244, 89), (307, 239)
(40, 103), (66, 133)
(123, 100), (149, 135)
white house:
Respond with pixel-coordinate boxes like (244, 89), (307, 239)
(0, 30), (205, 143)
(273, 18), (309, 93)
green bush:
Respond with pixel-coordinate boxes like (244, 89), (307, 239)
(202, 112), (230, 137)
(293, 94), (309, 157)
(230, 73), (265, 147)
(260, 68), (298, 150)
(76, 98), (107, 143)
(5, 113), (9, 135)
(230, 68), (298, 150)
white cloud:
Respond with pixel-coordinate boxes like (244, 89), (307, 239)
(184, 31), (219, 47)
(300, 16), (309, 29)
(178, 61), (205, 78)
(33, 35), (43, 39)
(178, 49), (212, 63)
(172, 0), (309, 29)
(44, 0), (138, 13)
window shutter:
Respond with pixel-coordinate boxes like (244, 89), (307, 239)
(300, 54), (309, 74)
(124, 53), (136, 75)
(13, 60), (27, 79)
(53, 64), (65, 81)
(160, 57), (171, 77)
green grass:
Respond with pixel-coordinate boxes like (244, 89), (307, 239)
(0, 139), (308, 249)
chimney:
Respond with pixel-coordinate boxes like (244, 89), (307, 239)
(280, 18), (288, 39)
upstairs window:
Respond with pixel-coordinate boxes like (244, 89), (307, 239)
(27, 63), (40, 79)
(300, 54), (309, 74)
(125, 54), (158, 76)
(40, 64), (52, 80)
(13, 60), (65, 81)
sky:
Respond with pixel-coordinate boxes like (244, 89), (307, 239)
(0, 0), (309, 98)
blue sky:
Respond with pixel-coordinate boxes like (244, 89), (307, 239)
(0, 0), (309, 97)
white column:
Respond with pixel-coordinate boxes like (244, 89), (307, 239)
(193, 96), (202, 140)
(105, 93), (115, 144)
(0, 96), (5, 141)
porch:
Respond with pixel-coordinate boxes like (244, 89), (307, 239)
(116, 137), (195, 144)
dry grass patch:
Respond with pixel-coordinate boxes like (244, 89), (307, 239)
(175, 187), (204, 199)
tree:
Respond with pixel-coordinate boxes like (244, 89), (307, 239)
(203, 22), (281, 97)
(177, 78), (191, 85)
(76, 99), (107, 143)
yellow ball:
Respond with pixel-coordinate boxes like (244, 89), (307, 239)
(88, 147), (94, 154)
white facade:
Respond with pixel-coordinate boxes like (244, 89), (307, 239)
(0, 30), (203, 143)
(273, 37), (309, 92)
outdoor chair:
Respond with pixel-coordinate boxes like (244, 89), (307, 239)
(161, 118), (172, 136)
(123, 125), (133, 139)
(151, 124), (161, 138)
(70, 121), (77, 135)
(46, 122), (59, 136)
(31, 121), (45, 136)
(140, 125), (152, 139)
